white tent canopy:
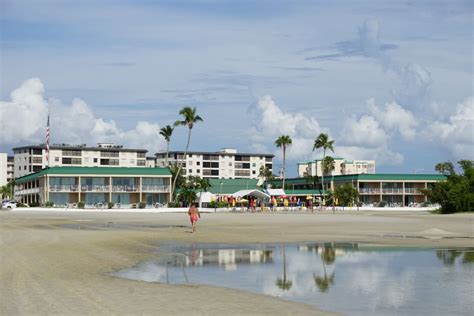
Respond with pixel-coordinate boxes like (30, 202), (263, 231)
(233, 189), (270, 199)
(197, 191), (216, 203)
(266, 189), (286, 196)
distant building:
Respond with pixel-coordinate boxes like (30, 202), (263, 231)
(155, 148), (274, 179)
(0, 154), (14, 187)
(297, 158), (376, 177)
(14, 166), (171, 207)
(13, 143), (148, 178)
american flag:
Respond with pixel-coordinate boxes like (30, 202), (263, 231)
(45, 113), (50, 166)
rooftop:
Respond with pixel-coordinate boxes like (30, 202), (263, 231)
(156, 150), (274, 158)
(13, 144), (148, 153)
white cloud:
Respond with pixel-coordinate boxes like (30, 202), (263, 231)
(427, 97), (474, 158)
(249, 95), (323, 161)
(336, 145), (403, 165)
(340, 115), (389, 148)
(0, 78), (48, 144)
(367, 98), (417, 140)
(1, 78), (166, 154)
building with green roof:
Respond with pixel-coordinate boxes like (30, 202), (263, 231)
(14, 166), (171, 207)
(267, 173), (446, 206)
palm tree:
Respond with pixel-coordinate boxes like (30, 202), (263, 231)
(159, 125), (174, 167)
(197, 177), (211, 208)
(275, 135), (292, 190)
(322, 156), (335, 176)
(171, 106), (203, 200)
(313, 133), (334, 210)
(258, 166), (273, 181)
(276, 244), (292, 291)
(313, 243), (336, 293)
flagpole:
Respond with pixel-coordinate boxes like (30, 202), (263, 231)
(46, 110), (50, 169)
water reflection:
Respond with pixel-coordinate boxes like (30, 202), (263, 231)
(112, 243), (474, 316)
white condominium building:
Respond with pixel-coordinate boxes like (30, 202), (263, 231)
(0, 153), (14, 187)
(297, 157), (376, 178)
(155, 148), (274, 179)
(13, 143), (148, 178)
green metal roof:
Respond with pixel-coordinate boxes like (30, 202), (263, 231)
(207, 178), (260, 194)
(268, 173), (446, 186)
(15, 166), (171, 184)
(284, 189), (326, 195)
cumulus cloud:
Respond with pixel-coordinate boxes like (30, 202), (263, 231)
(367, 98), (417, 140)
(0, 78), (48, 144)
(248, 95), (323, 161)
(427, 97), (474, 158)
(340, 115), (389, 148)
(0, 78), (166, 153)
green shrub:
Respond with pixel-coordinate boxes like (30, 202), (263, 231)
(17, 202), (27, 208)
(167, 201), (180, 208)
(107, 202), (115, 209)
(378, 200), (387, 207)
(77, 201), (85, 209)
(138, 201), (147, 209)
(30, 202), (40, 207)
(45, 201), (54, 207)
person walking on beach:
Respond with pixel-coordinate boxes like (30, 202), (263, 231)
(188, 203), (200, 233)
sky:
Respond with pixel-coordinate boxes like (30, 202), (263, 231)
(1, 0), (473, 176)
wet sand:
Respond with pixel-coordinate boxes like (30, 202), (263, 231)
(1, 210), (473, 315)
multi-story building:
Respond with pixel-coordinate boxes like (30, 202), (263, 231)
(0, 154), (14, 187)
(14, 166), (171, 207)
(269, 173), (446, 207)
(13, 143), (148, 178)
(7, 156), (14, 183)
(297, 158), (376, 177)
(155, 148), (274, 179)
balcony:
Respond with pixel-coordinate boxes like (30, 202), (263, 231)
(141, 185), (169, 193)
(359, 188), (381, 194)
(382, 188), (404, 194)
(404, 188), (423, 194)
(111, 185), (139, 192)
(49, 185), (78, 192)
(81, 185), (110, 192)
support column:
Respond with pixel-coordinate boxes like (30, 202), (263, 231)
(402, 181), (405, 207)
(78, 176), (81, 203)
(379, 182), (383, 203)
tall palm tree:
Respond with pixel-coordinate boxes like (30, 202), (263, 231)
(171, 106), (203, 200)
(258, 166), (273, 181)
(276, 244), (292, 291)
(313, 243), (336, 293)
(313, 133), (334, 210)
(275, 135), (292, 190)
(159, 125), (174, 167)
(322, 156), (335, 176)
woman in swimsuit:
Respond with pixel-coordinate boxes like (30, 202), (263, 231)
(188, 203), (200, 233)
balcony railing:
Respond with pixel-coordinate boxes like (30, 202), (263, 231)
(111, 185), (139, 192)
(141, 185), (169, 192)
(81, 185), (110, 192)
(49, 185), (78, 192)
(359, 188), (381, 194)
(382, 188), (404, 194)
(404, 188), (423, 194)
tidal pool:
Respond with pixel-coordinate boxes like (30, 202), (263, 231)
(112, 243), (474, 315)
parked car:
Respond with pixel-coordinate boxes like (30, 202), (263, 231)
(1, 201), (17, 209)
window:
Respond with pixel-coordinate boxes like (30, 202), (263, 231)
(137, 152), (146, 158)
(252, 163), (256, 167)
(189, 169), (192, 173)
(197, 169), (200, 173)
(32, 157), (42, 163)
(197, 161), (200, 166)
(71, 158), (81, 164)
(242, 163), (250, 169)
(252, 170), (256, 175)
(229, 162), (232, 167)
(93, 158), (98, 163)
(32, 148), (42, 155)
(188, 154), (192, 157)
(189, 161), (193, 166)
(265, 157), (272, 162)
(62, 157), (72, 164)
(137, 160), (146, 166)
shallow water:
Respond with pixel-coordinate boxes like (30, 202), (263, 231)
(112, 243), (474, 315)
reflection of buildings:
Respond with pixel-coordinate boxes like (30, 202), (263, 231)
(298, 243), (359, 256)
(178, 248), (273, 270)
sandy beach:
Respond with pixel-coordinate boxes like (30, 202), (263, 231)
(1, 209), (473, 315)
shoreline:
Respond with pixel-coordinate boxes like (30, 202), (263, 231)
(1, 211), (473, 315)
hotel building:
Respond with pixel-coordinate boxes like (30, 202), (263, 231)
(298, 158), (376, 177)
(0, 154), (14, 187)
(13, 143), (148, 178)
(155, 148), (274, 179)
(14, 166), (171, 207)
(269, 173), (446, 207)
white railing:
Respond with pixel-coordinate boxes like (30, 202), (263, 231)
(382, 188), (404, 194)
(111, 185), (139, 192)
(141, 185), (169, 192)
(15, 188), (40, 195)
(81, 185), (110, 192)
(49, 185), (78, 192)
(359, 188), (381, 194)
(404, 188), (423, 194)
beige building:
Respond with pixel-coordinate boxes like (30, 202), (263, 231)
(0, 154), (14, 187)
(13, 143), (148, 178)
(298, 158), (376, 177)
(155, 148), (273, 179)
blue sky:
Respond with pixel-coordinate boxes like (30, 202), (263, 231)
(1, 0), (473, 176)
